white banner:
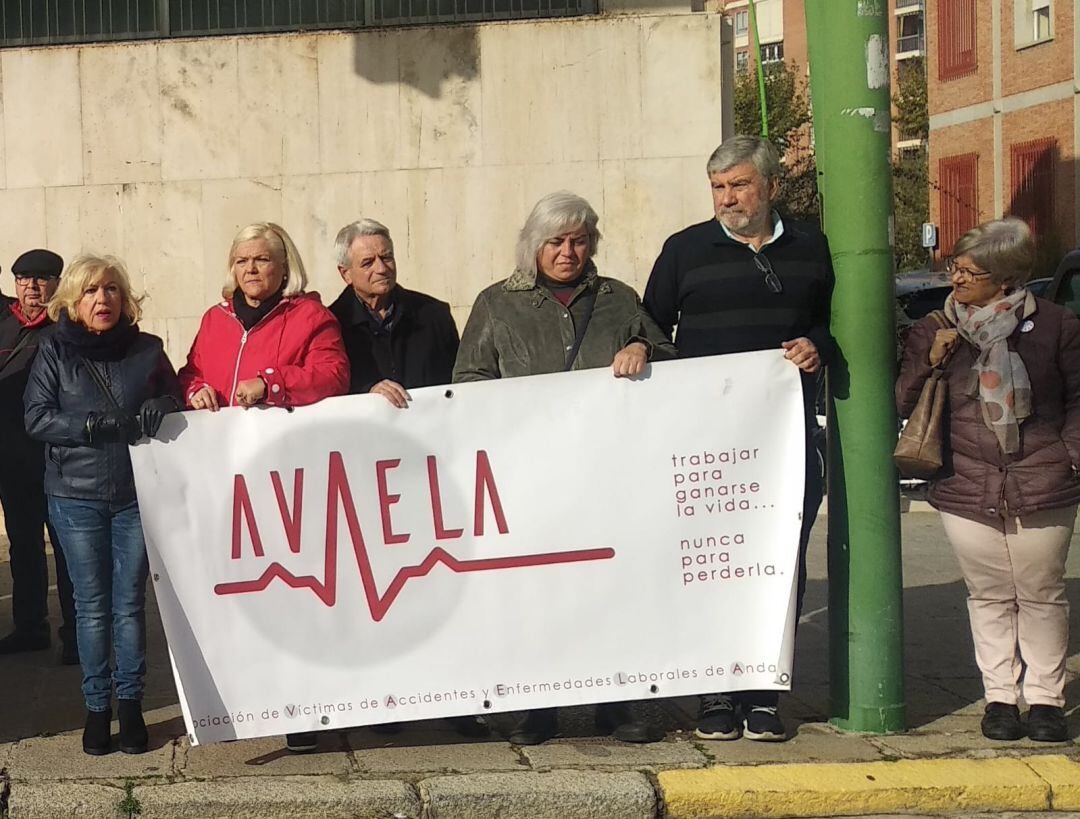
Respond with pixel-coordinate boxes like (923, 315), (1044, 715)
(131, 351), (806, 745)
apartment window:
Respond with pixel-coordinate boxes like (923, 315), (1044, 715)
(1014, 0), (1053, 47)
(760, 41), (783, 64)
(734, 9), (748, 35)
(938, 0), (977, 80)
(735, 50), (749, 74)
(896, 10), (924, 54)
(0, 0), (592, 46)
(1009, 138), (1056, 237)
(938, 153), (978, 254)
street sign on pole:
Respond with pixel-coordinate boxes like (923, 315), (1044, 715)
(921, 222), (938, 249)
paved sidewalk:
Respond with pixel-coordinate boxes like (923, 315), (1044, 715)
(4, 512), (1080, 818)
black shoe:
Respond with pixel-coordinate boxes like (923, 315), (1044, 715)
(0, 627), (50, 654)
(694, 694), (740, 740)
(981, 702), (1024, 741)
(446, 715), (490, 738)
(1027, 704), (1068, 742)
(743, 705), (786, 742)
(285, 732), (318, 753)
(60, 639), (79, 666)
(595, 702), (663, 743)
(83, 708), (112, 756)
(118, 700), (148, 754)
(508, 708), (558, 745)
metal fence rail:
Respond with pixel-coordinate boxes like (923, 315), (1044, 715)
(0, 0), (589, 46)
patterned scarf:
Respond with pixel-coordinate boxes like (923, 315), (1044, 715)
(944, 289), (1033, 454)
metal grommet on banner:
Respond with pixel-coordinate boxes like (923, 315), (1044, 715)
(649, 684), (659, 694)
(444, 389), (454, 399)
(152, 573), (159, 582)
(483, 700), (492, 709)
(320, 716), (330, 725)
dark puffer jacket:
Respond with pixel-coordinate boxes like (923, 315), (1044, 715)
(896, 296), (1080, 520)
(24, 317), (182, 503)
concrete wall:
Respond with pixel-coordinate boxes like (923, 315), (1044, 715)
(0, 12), (726, 364)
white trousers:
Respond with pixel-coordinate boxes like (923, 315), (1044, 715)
(940, 505), (1076, 707)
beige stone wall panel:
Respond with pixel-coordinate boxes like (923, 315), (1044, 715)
(639, 16), (724, 159)
(160, 40), (241, 182)
(397, 26), (483, 169)
(236, 35), (322, 179)
(3, 48), (83, 189)
(0, 187), (47, 270)
(199, 177), (284, 306)
(317, 33), (403, 174)
(44, 185), (125, 268)
(81, 44), (162, 185)
(151, 182), (207, 320)
(600, 155), (710, 291)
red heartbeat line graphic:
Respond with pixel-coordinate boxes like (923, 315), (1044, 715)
(214, 453), (614, 621)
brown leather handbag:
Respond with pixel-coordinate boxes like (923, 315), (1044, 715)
(894, 311), (954, 480)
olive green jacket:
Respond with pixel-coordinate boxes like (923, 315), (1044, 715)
(452, 264), (676, 382)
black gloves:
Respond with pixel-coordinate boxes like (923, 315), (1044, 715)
(138, 396), (180, 438)
(87, 411), (141, 445)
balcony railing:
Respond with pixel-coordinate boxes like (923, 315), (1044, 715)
(895, 0), (923, 10)
(0, 0), (590, 47)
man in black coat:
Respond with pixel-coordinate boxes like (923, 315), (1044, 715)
(644, 135), (836, 744)
(0, 248), (77, 662)
(329, 219), (459, 406)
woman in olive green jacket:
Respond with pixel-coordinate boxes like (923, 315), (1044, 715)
(453, 191), (674, 382)
(452, 191), (675, 746)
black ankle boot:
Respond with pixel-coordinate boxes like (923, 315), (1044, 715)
(595, 702), (664, 743)
(83, 708), (112, 755)
(118, 699), (148, 754)
(508, 708), (558, 745)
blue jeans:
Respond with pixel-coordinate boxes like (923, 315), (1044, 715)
(47, 496), (149, 712)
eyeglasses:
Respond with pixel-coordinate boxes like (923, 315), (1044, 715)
(945, 258), (993, 281)
(753, 254), (783, 294)
(13, 274), (58, 285)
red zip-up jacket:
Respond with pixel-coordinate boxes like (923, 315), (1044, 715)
(178, 292), (349, 409)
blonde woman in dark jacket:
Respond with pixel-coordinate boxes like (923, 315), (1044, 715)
(24, 255), (182, 756)
(897, 218), (1080, 743)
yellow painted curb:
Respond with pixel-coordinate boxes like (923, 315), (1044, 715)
(659, 757), (1051, 818)
(1023, 755), (1080, 811)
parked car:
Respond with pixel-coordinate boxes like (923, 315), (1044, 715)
(1043, 250), (1080, 317)
(896, 269), (1052, 321)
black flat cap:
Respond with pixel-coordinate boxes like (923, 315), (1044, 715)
(12, 249), (63, 278)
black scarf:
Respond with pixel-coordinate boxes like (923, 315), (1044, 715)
(233, 289), (284, 331)
(56, 312), (139, 361)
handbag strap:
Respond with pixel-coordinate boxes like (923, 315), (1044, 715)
(927, 309), (957, 372)
(81, 357), (122, 411)
(0, 331), (35, 378)
(564, 287), (599, 371)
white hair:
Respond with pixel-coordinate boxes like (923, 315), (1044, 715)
(514, 192), (601, 276)
(335, 219), (393, 267)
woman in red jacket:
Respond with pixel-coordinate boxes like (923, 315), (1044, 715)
(179, 222), (348, 755)
(179, 222), (349, 411)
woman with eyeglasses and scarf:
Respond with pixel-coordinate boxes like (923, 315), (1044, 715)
(897, 218), (1080, 743)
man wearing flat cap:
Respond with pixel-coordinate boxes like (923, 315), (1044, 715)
(0, 248), (77, 662)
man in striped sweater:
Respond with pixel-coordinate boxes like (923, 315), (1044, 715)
(644, 135), (836, 744)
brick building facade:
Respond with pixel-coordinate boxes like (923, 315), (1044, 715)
(928, 0), (1079, 263)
